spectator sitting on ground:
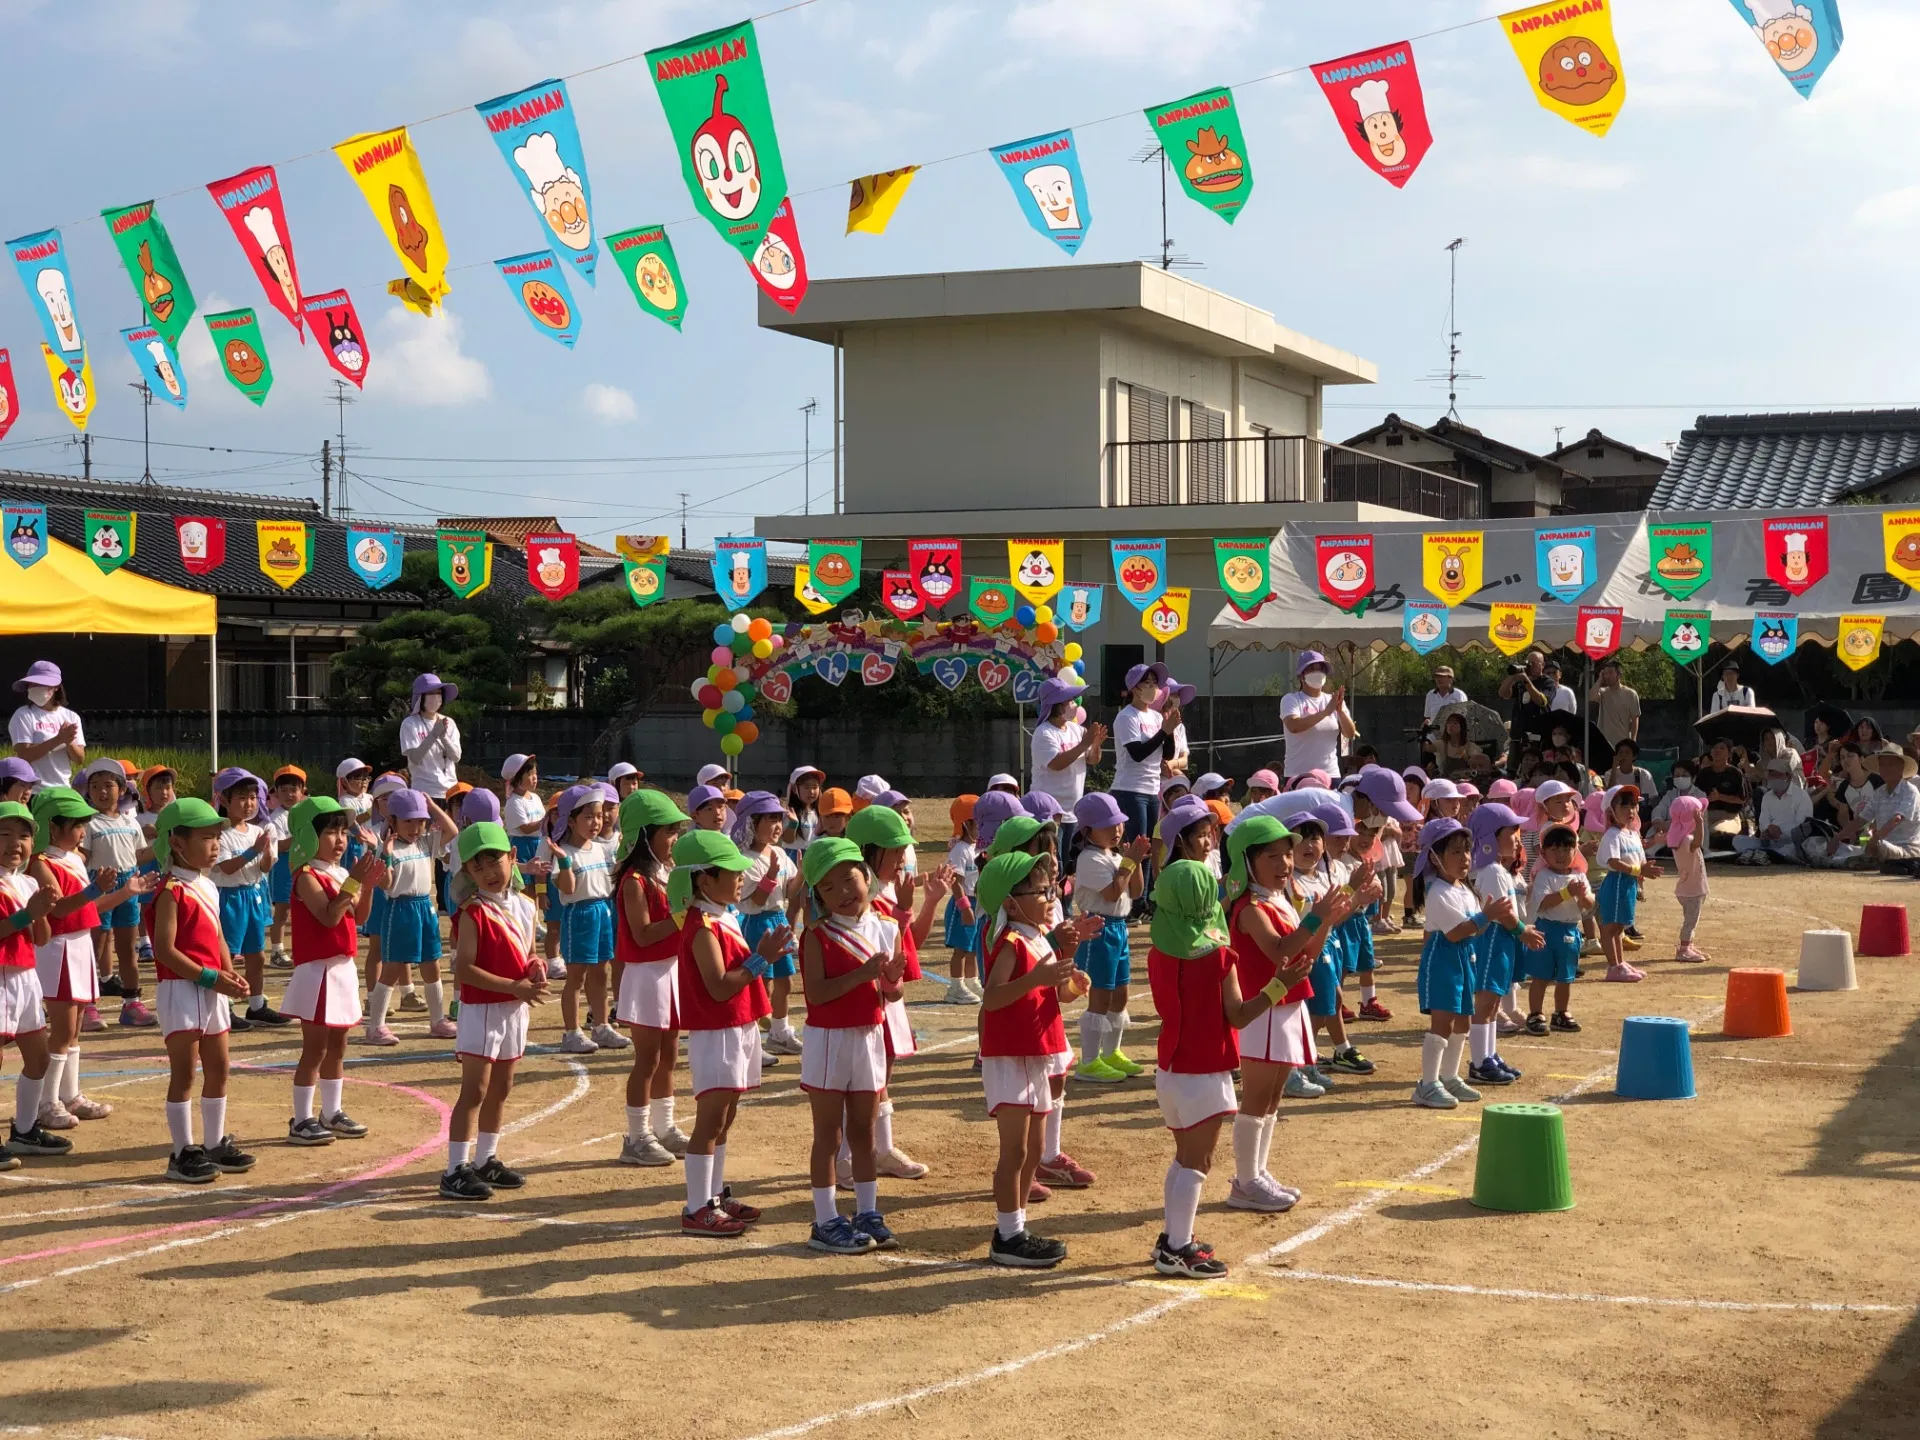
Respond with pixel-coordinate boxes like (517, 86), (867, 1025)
(1601, 738), (1656, 803)
(1733, 756), (1812, 865)
(1863, 743), (1920, 869)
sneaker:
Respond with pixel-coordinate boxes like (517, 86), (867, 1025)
(1036, 1152), (1096, 1188)
(560, 1030), (600, 1055)
(1356, 999), (1394, 1021)
(965, 978), (986, 1000)
(1075, 1055), (1126, 1084)
(474, 1155), (525, 1190)
(1675, 943), (1708, 963)
(66, 1093), (112, 1120)
(7, 1118), (73, 1154)
(1303, 1064), (1336, 1090)
(1626, 925), (1644, 940)
(118, 998), (157, 1028)
(1227, 1176), (1297, 1213)
(808, 1215), (876, 1254)
(1104, 1050), (1144, 1077)
(850, 1209), (897, 1249)
(877, 1146), (929, 1180)
(1603, 963), (1644, 984)
(1622, 933), (1645, 950)
(1027, 1179), (1054, 1204)
(943, 981), (980, 1005)
(227, 1010), (254, 1032)
(0, 1149), (19, 1171)
(136, 940), (154, 962)
(1551, 1012), (1582, 1033)
(1412, 1080), (1459, 1110)
(287, 1116), (335, 1147)
(248, 1005), (294, 1028)
(989, 1227), (1067, 1269)
(438, 1163), (493, 1202)
(1441, 1074), (1482, 1103)
(36, 1098), (77, 1130)
(705, 1185), (757, 1223)
(1264, 1175), (1303, 1203)
(100, 973), (126, 997)
(618, 1134), (675, 1167)
(165, 1145), (217, 1184)
(1151, 1234), (1229, 1279)
(1526, 1013), (1550, 1036)
(835, 1151), (855, 1192)
(205, 1134), (256, 1173)
(398, 989), (429, 1013)
(1467, 1061), (1516, 1087)
(427, 1018), (458, 1040)
(1326, 1046), (1376, 1075)
(545, 959), (567, 981)
(1491, 1054), (1523, 1080)
(269, 948), (293, 970)
(80, 1003), (106, 1032)
(1497, 1016), (1526, 1036)
(1581, 937), (1603, 956)
(591, 1023), (633, 1051)
(765, 1030), (804, 1056)
(1339, 1003), (1357, 1022)
(1283, 1069), (1327, 1099)
(657, 1125), (691, 1158)
(326, 1111), (369, 1139)
(681, 1201), (747, 1238)
(359, 1025), (400, 1047)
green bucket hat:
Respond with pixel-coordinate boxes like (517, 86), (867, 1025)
(30, 786), (95, 850)
(976, 850), (1044, 920)
(456, 821), (512, 866)
(287, 795), (345, 873)
(845, 803), (913, 852)
(0, 800), (33, 831)
(1150, 858), (1232, 959)
(1224, 814), (1292, 903)
(668, 828), (754, 915)
(803, 836), (864, 891)
(616, 788), (691, 866)
(984, 814), (1052, 858)
(154, 797), (222, 863)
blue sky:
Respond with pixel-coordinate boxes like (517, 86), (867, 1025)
(0, 0), (1913, 546)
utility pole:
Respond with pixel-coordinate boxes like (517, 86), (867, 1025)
(331, 380), (355, 523)
(1444, 237), (1466, 419)
(679, 491), (690, 550)
(129, 382), (154, 484)
(321, 439), (332, 519)
(800, 398), (817, 515)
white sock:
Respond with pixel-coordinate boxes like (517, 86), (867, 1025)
(1469, 1022), (1493, 1066)
(425, 981), (446, 1025)
(1506, 984), (1524, 1016)
(1107, 1011), (1128, 1057)
(318, 1078), (344, 1119)
(874, 1101), (895, 1157)
(650, 1095), (674, 1134)
(403, 981), (418, 999)
(712, 1143), (727, 1195)
(625, 1105), (652, 1144)
(685, 1152), (715, 1213)
(201, 1096), (226, 1144)
(59, 1044), (80, 1103)
(38, 1051), (66, 1110)
(1232, 1114), (1263, 1184)
(771, 1016), (794, 1041)
(165, 1098), (192, 1151)
(996, 1208), (1025, 1240)
(1442, 1033), (1467, 1079)
(1164, 1163), (1205, 1250)
(367, 983), (393, 1030)
(813, 1185), (838, 1224)
(1041, 1098), (1064, 1163)
(1079, 1010), (1106, 1065)
(15, 1070), (45, 1128)
(838, 1133), (852, 1166)
(293, 1084), (316, 1123)
(446, 1138), (472, 1173)
(249, 992), (266, 1013)
(1257, 1112), (1278, 1180)
(1421, 1034), (1446, 1086)
(475, 1131), (499, 1164)
(1360, 982), (1377, 1003)
(854, 1179), (878, 1213)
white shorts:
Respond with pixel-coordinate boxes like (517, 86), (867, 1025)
(615, 957), (679, 1030)
(800, 1024), (887, 1094)
(1155, 1068), (1238, 1132)
(157, 976), (232, 1038)
(880, 996), (916, 1058)
(0, 966), (47, 1040)
(687, 1022), (764, 1097)
(34, 933), (98, 1005)
(455, 999), (529, 1063)
(982, 1051), (1070, 1116)
(280, 956), (364, 1029)
(1238, 1000), (1316, 1067)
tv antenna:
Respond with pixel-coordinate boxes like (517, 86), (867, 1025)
(128, 381), (156, 485)
(1129, 145), (1200, 272)
(330, 380), (355, 523)
(1420, 238), (1481, 419)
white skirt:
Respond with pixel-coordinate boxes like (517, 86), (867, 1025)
(982, 1052), (1068, 1116)
(34, 933), (97, 1004)
(1155, 1068), (1238, 1132)
(615, 957), (679, 1029)
(157, 977), (232, 1037)
(0, 966), (47, 1039)
(800, 1023), (887, 1094)
(688, 1021), (764, 1097)
(880, 996), (916, 1058)
(281, 956), (364, 1029)
(455, 999), (529, 1063)
(1238, 1000), (1316, 1067)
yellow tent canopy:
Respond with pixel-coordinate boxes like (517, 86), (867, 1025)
(0, 537), (215, 636)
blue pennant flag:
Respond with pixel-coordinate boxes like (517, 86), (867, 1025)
(1728, 0), (1843, 99)
(1060, 583), (1104, 631)
(3, 504), (47, 568)
(712, 537), (767, 611)
(7, 228), (85, 360)
(1535, 524), (1596, 605)
(496, 250), (581, 347)
(476, 79), (598, 286)
(1110, 539), (1168, 611)
(347, 527), (403, 590)
(991, 129), (1091, 256)
(1751, 610), (1798, 664)
(1403, 600), (1449, 655)
(122, 325), (187, 410)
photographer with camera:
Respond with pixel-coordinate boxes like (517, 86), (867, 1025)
(1499, 650), (1553, 751)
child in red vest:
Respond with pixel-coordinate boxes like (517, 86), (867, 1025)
(613, 789), (692, 1166)
(0, 799), (60, 1165)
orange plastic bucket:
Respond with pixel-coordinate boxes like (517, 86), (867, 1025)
(1723, 967), (1792, 1040)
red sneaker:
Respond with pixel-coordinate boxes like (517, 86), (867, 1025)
(1036, 1153), (1096, 1189)
(1357, 999), (1393, 1022)
(716, 1186), (761, 1224)
(1027, 1179), (1053, 1203)
(1339, 1004), (1357, 1021)
(682, 1201), (748, 1237)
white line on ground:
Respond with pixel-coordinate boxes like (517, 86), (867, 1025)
(1254, 1268), (1915, 1315)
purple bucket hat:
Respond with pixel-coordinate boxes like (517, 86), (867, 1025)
(729, 789), (787, 845)
(1158, 796), (1215, 848)
(1412, 816), (1470, 880)
(1123, 661), (1171, 694)
(212, 766), (268, 814)
(876, 789), (910, 811)
(1296, 650), (1330, 677)
(1354, 767), (1423, 824)
(410, 672), (459, 712)
(1022, 791), (1065, 822)
(687, 783), (728, 814)
(1073, 792), (1126, 830)
(12, 660), (61, 693)
(1307, 802), (1356, 838)
(1036, 675), (1085, 714)
(547, 783), (600, 841)
(972, 790), (1024, 847)
(1468, 803), (1523, 870)
(0, 757), (36, 789)
(459, 788), (502, 827)
(386, 789), (430, 823)
(1167, 682), (1197, 708)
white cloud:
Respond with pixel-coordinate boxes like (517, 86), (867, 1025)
(1005, 0), (1260, 65)
(370, 306), (491, 408)
(1444, 153), (1637, 193)
(865, 6), (975, 80)
(582, 382), (637, 424)
(1853, 185), (1920, 230)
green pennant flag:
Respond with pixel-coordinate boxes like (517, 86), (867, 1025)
(969, 577), (1018, 628)
(1214, 536), (1273, 618)
(204, 308), (272, 406)
(437, 529), (493, 599)
(647, 21), (789, 258)
(606, 224), (688, 330)
(1661, 608), (1711, 664)
(807, 539), (862, 605)
(624, 557), (668, 607)
(100, 201), (197, 349)
(1144, 86), (1253, 224)
(83, 509), (135, 574)
(1648, 522), (1712, 600)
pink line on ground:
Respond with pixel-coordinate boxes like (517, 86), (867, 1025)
(0, 1071), (451, 1270)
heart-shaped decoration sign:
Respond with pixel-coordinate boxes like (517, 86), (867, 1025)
(1010, 668), (1043, 705)
(813, 653), (850, 687)
(977, 658), (1011, 693)
(931, 656), (968, 691)
(860, 654), (896, 686)
(759, 670), (792, 704)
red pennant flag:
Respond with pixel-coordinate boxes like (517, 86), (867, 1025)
(1763, 514), (1828, 596)
(526, 532), (580, 600)
(0, 349), (17, 443)
(746, 197), (809, 315)
(1315, 533), (1374, 611)
(1315, 43), (1434, 189)
(207, 165), (306, 337)
(302, 288), (370, 389)
(1575, 605), (1623, 661)
(175, 516), (227, 575)
(908, 538), (962, 612)
(880, 570), (925, 621)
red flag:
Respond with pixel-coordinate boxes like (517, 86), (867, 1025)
(1763, 514), (1828, 596)
(1314, 43), (1434, 189)
(907, 538), (962, 611)
(1315, 533), (1374, 611)
(206, 165), (305, 337)
(175, 516), (226, 575)
(1576, 605), (1623, 661)
(301, 288), (370, 389)
(880, 570), (925, 621)
(526, 532), (579, 600)
(0, 349), (17, 443)
(745, 197), (809, 315)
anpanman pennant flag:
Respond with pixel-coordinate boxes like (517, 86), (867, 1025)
(625, 557), (667, 607)
(1144, 587), (1191, 643)
(846, 167), (920, 235)
(1008, 538), (1065, 606)
(333, 127), (451, 314)
(437, 529), (493, 600)
(83, 510), (134, 575)
(793, 563), (833, 615)
(1576, 605), (1624, 661)
(1488, 601), (1535, 657)
(1837, 614), (1884, 671)
(880, 570), (924, 621)
(525, 532), (579, 600)
(175, 516), (225, 575)
(1882, 509), (1920, 588)
(1422, 531), (1482, 606)
(255, 520), (308, 590)
(1501, 0), (1626, 137)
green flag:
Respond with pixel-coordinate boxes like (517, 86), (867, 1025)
(437, 529), (493, 599)
(101, 201), (197, 349)
(1214, 536), (1273, 618)
(648, 21), (789, 258)
(624, 557), (668, 607)
(1144, 87), (1253, 223)
(82, 509), (135, 574)
(1648, 522), (1712, 600)
(969, 578), (1017, 628)
(204, 308), (273, 407)
(606, 224), (688, 330)
(807, 540), (862, 605)
(1661, 609), (1711, 665)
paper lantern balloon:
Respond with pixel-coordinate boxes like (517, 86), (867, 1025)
(722, 690), (746, 713)
(735, 721), (759, 745)
(1035, 623), (1058, 645)
(1063, 642), (1083, 662)
(720, 733), (745, 756)
(747, 617), (772, 642)
(1035, 605), (1053, 625)
(712, 624), (734, 645)
(731, 613), (752, 633)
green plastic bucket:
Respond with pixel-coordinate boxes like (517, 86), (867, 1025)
(1471, 1102), (1574, 1213)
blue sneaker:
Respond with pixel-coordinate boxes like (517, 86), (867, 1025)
(851, 1210), (898, 1250)
(1492, 1054), (1523, 1080)
(807, 1214), (876, 1255)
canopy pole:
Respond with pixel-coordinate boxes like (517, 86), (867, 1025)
(1207, 643), (1218, 773)
(1016, 700), (1026, 791)
(208, 629), (219, 778)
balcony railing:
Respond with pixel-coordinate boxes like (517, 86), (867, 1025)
(1103, 434), (1481, 520)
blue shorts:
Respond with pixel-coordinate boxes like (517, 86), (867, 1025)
(943, 897), (981, 956)
(546, 874), (562, 908)
(1305, 949), (1342, 1018)
(512, 834), (542, 866)
(1525, 919), (1581, 986)
(269, 852), (293, 906)
(366, 885), (389, 940)
(1074, 914), (1131, 990)
(99, 869), (141, 930)
(218, 881), (271, 956)
(741, 908), (796, 978)
(1339, 914), (1375, 975)
(1474, 925), (1520, 997)
(1596, 870), (1638, 927)
(559, 896), (615, 964)
(1417, 930), (1478, 1017)
(135, 859), (161, 917)
(380, 892), (443, 966)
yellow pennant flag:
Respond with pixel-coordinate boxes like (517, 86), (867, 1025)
(1422, 531), (1483, 606)
(1883, 509), (1920, 588)
(846, 168), (920, 236)
(1144, 587), (1191, 643)
(39, 344), (94, 432)
(256, 520), (310, 590)
(1501, 0), (1626, 137)
(616, 534), (672, 562)
(1837, 614), (1884, 671)
(1007, 537), (1065, 606)
(1488, 601), (1536, 656)
(334, 127), (451, 314)
(794, 563), (834, 616)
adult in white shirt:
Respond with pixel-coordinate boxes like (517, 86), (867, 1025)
(1422, 665), (1465, 726)
(397, 673), (462, 799)
(1111, 662), (1174, 846)
(1278, 650), (1354, 780)
(1865, 745), (1920, 862)
(1732, 757), (1812, 863)
(1541, 659), (1580, 717)
(8, 660), (85, 788)
(1029, 676), (1105, 812)
(1708, 661), (1754, 714)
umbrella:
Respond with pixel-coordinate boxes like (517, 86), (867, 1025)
(1804, 701), (1853, 747)
(1434, 698), (1510, 750)
(1694, 705), (1779, 755)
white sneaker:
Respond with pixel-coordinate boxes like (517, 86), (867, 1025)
(835, 1151), (854, 1191)
(1262, 1173), (1303, 1203)
(560, 1029), (599, 1055)
(1282, 1069), (1327, 1099)
(944, 981), (980, 1005)
(965, 978), (986, 1000)
(766, 1030), (804, 1056)
(1441, 1074), (1482, 1103)
(877, 1146), (928, 1180)
(37, 1098), (77, 1130)
(618, 1134), (674, 1167)
(1226, 1176), (1296, 1212)
(545, 959), (567, 981)
(1412, 1079), (1459, 1109)
(591, 1023), (631, 1050)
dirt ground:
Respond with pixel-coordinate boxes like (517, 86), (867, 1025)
(4, 864), (1918, 1440)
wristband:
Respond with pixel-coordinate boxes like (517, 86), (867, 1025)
(1117, 857), (1137, 873)
(554, 855), (573, 873)
(1260, 977), (1289, 1006)
(340, 878), (362, 899)
(7, 909), (31, 933)
(1507, 923), (1526, 938)
(196, 965), (220, 990)
(82, 881), (103, 901)
(1301, 912), (1323, 935)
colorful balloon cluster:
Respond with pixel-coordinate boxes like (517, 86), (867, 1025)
(689, 613), (783, 757)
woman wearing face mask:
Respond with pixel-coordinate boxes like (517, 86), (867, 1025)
(8, 662), (85, 789)
(1279, 652), (1354, 783)
(1732, 757), (1812, 865)
(1110, 663), (1176, 886)
(398, 674), (464, 801)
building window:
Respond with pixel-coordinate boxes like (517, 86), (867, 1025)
(1189, 404), (1226, 503)
(1125, 383), (1170, 506)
